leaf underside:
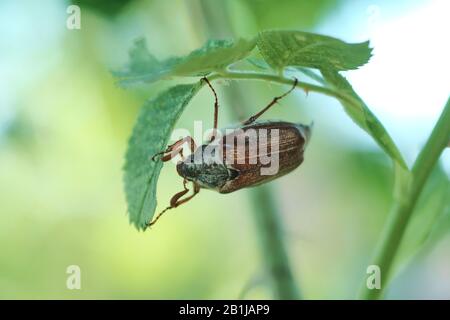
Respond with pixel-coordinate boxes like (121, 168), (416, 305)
(114, 38), (256, 87)
(124, 83), (201, 230)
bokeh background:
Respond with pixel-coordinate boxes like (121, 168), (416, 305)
(0, 0), (449, 299)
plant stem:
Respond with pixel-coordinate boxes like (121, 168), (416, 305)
(359, 97), (450, 299)
(208, 70), (361, 112)
(249, 185), (301, 299)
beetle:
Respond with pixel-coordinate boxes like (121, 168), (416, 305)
(148, 77), (312, 226)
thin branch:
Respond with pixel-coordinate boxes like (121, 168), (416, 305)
(359, 97), (450, 299)
(208, 70), (361, 111)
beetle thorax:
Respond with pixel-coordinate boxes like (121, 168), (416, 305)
(176, 145), (237, 190)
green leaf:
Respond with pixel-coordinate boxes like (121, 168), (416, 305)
(257, 30), (372, 71)
(124, 83), (201, 230)
(293, 67), (326, 85)
(320, 68), (408, 169)
(114, 38), (256, 86)
(246, 57), (271, 70)
(173, 38), (256, 74)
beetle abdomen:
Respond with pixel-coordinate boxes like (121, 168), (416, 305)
(218, 121), (311, 193)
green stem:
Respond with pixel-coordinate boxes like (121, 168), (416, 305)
(359, 97), (450, 299)
(208, 70), (361, 111)
(249, 185), (301, 299)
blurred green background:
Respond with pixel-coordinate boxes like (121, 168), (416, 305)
(0, 0), (449, 299)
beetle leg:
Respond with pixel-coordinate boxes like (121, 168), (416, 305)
(178, 148), (185, 161)
(170, 182), (200, 208)
(243, 78), (298, 125)
(151, 136), (197, 162)
(201, 77), (219, 142)
(146, 181), (200, 227)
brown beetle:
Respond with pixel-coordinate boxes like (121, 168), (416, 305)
(148, 77), (311, 226)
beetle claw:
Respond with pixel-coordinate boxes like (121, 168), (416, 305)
(151, 152), (163, 161)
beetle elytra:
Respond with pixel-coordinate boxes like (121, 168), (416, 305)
(148, 77), (311, 226)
